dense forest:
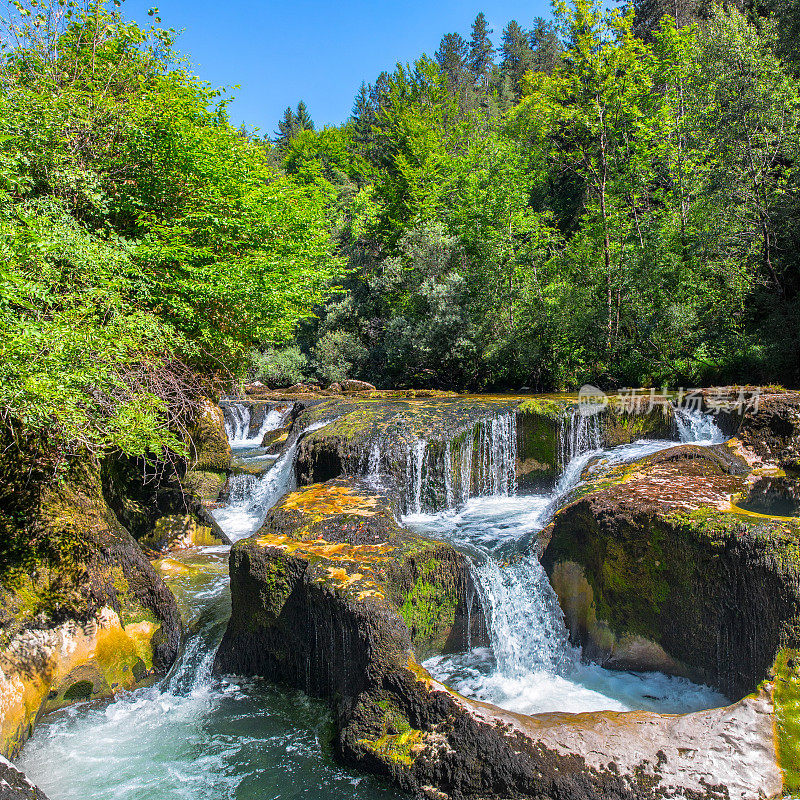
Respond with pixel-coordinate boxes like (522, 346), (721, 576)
(2, 0), (800, 459)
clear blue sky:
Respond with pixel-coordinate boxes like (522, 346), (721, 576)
(122, 0), (553, 135)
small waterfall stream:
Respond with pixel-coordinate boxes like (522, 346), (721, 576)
(222, 402), (292, 449)
(409, 405), (729, 717)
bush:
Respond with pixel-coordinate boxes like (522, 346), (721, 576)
(249, 347), (308, 387)
(313, 331), (369, 385)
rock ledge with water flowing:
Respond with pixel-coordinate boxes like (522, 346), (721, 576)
(215, 475), (786, 799)
(542, 439), (800, 792)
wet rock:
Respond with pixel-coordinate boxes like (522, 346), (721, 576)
(541, 446), (800, 700)
(737, 391), (800, 469)
(0, 440), (182, 757)
(216, 477), (784, 799)
(327, 382), (342, 393)
(214, 478), (487, 676)
(0, 756), (49, 799)
(187, 398), (232, 472)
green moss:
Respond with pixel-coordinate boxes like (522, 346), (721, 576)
(63, 680), (93, 702)
(774, 648), (800, 792)
(399, 555), (458, 658)
(517, 397), (571, 418)
(182, 469), (226, 503)
(358, 701), (423, 767)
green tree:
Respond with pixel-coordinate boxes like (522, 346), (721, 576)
(469, 12), (495, 90)
(500, 20), (534, 99)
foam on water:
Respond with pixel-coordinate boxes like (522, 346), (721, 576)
(407, 411), (731, 720)
(424, 648), (729, 716)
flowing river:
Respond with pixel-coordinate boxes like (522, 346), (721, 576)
(19, 401), (729, 799)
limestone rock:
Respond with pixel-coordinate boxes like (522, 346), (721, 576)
(215, 476), (785, 799)
(187, 398), (232, 472)
(0, 439), (182, 757)
(541, 444), (800, 699)
(737, 391), (800, 469)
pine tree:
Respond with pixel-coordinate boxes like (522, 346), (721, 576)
(501, 20), (534, 98)
(469, 12), (495, 90)
(530, 17), (562, 74)
(274, 106), (298, 150)
(435, 32), (470, 91)
(295, 100), (315, 132)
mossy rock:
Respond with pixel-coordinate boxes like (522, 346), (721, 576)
(0, 431), (182, 756)
(542, 450), (800, 698)
(187, 399), (232, 472)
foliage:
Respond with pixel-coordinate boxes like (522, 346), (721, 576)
(249, 346), (308, 388)
(0, 0), (344, 455)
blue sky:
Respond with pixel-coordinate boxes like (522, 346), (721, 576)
(122, 0), (554, 135)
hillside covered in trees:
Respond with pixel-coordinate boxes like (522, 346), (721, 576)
(2, 0), (800, 460)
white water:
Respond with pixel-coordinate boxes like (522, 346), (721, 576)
(212, 418), (334, 542)
(223, 402), (291, 449)
(675, 406), (727, 445)
(406, 406), (729, 718)
(367, 410), (518, 514)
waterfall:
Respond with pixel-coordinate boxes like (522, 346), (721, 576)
(475, 412), (517, 497)
(213, 418), (334, 541)
(675, 407), (726, 445)
(383, 410), (518, 515)
(222, 402), (291, 448)
(558, 408), (602, 469)
(475, 557), (574, 676)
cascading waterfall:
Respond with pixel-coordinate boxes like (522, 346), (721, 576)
(675, 406), (726, 445)
(475, 412), (517, 497)
(213, 418), (335, 542)
(222, 402), (291, 449)
(377, 410), (517, 515)
(410, 406), (730, 717)
(475, 557), (573, 677)
(558, 407), (602, 469)
(20, 401), (733, 800)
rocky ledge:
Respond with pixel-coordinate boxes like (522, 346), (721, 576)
(214, 476), (786, 799)
(286, 392), (682, 511)
(541, 436), (800, 792)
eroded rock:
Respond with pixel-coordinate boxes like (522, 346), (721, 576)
(0, 438), (182, 758)
(0, 756), (49, 799)
(542, 444), (800, 698)
(215, 475), (787, 799)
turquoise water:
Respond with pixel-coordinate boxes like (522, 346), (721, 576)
(19, 546), (404, 800)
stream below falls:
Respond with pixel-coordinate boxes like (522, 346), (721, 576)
(19, 403), (730, 799)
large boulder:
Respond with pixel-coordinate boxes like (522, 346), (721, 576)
(215, 477), (786, 800)
(0, 435), (182, 758)
(737, 391), (800, 470)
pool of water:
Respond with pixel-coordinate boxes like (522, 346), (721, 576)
(19, 545), (404, 800)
